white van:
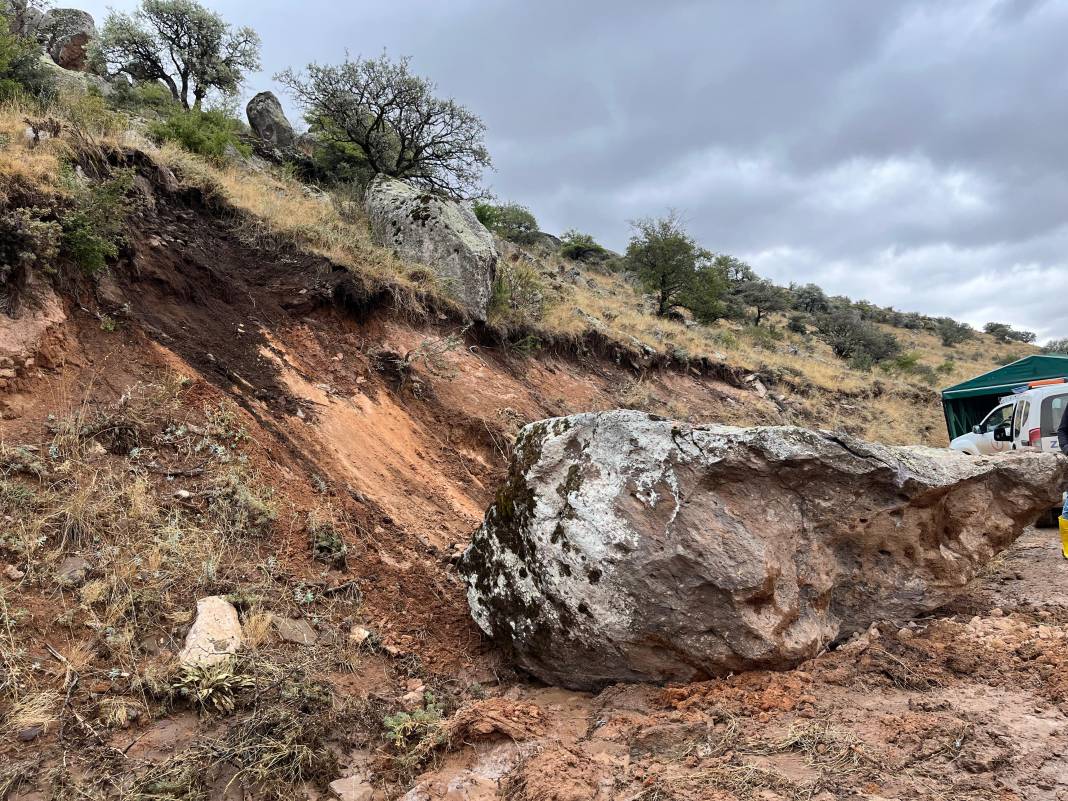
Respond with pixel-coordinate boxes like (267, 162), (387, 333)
(949, 382), (1068, 456)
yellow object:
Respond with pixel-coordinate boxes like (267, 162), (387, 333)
(1060, 516), (1068, 560)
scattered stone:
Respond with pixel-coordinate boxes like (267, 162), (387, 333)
(178, 596), (243, 667)
(328, 777), (374, 801)
(461, 410), (1067, 690)
(364, 175), (498, 320)
(17, 725), (43, 742)
(4, 564), (25, 581)
(349, 625), (372, 646)
(273, 617), (318, 646)
(55, 555), (90, 587)
(399, 689), (425, 711)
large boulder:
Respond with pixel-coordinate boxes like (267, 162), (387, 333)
(37, 54), (112, 97)
(38, 8), (95, 71)
(246, 91), (295, 150)
(461, 411), (1067, 690)
(364, 175), (498, 320)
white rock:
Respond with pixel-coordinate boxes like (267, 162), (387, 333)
(329, 777), (374, 801)
(461, 410), (1067, 690)
(178, 596), (242, 667)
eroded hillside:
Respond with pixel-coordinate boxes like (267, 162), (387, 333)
(0, 88), (1064, 801)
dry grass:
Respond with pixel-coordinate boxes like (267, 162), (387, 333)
(0, 91), (1041, 448)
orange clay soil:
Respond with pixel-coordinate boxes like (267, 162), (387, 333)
(0, 187), (1065, 801)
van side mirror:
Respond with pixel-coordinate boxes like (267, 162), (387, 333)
(993, 423), (1013, 442)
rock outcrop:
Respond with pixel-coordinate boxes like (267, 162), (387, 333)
(246, 91), (295, 149)
(364, 175), (497, 320)
(38, 8), (95, 71)
(461, 411), (1067, 690)
(4, 0), (44, 39)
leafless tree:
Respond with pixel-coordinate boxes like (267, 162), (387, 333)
(277, 53), (491, 199)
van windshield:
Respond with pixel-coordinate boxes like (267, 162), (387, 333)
(981, 404), (1014, 432)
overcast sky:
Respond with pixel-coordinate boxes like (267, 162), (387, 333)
(77, 0), (1068, 339)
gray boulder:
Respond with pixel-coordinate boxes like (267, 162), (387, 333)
(38, 54), (112, 96)
(38, 8), (95, 71)
(461, 411), (1067, 690)
(364, 175), (498, 320)
(246, 91), (295, 149)
(4, 0), (44, 39)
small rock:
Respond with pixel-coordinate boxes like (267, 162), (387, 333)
(328, 777), (374, 801)
(273, 617), (318, 646)
(174, 489), (192, 500)
(17, 725), (43, 742)
(4, 564), (25, 581)
(178, 596), (242, 667)
(399, 689), (425, 711)
(896, 627), (914, 641)
(349, 626), (372, 646)
(56, 556), (90, 587)
(990, 608), (1004, 617)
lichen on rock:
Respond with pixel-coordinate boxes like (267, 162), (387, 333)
(460, 410), (1068, 690)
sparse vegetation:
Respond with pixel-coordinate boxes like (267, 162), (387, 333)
(149, 107), (250, 161)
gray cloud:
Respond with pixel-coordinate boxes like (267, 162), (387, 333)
(75, 0), (1068, 338)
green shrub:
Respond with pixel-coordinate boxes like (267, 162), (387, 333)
(60, 169), (134, 275)
(560, 229), (610, 262)
(149, 108), (251, 162)
(473, 201), (539, 245)
(0, 207), (61, 286)
(488, 259), (547, 327)
(743, 324), (784, 350)
(383, 692), (446, 769)
(0, 10), (54, 100)
(108, 80), (181, 117)
(786, 314), (808, 334)
(816, 309), (901, 366)
(936, 359), (956, 376)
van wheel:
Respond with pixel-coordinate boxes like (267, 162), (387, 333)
(1035, 508), (1061, 529)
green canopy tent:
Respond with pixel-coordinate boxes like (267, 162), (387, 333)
(941, 354), (1068, 440)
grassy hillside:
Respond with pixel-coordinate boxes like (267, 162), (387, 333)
(0, 93), (1039, 446)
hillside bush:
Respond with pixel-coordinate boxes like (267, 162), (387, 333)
(815, 309), (901, 368)
(936, 318), (975, 348)
(149, 108), (250, 162)
(488, 259), (547, 327)
(0, 9), (53, 100)
(59, 168), (134, 275)
(473, 201), (539, 245)
(984, 321), (1036, 344)
(560, 229), (610, 263)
